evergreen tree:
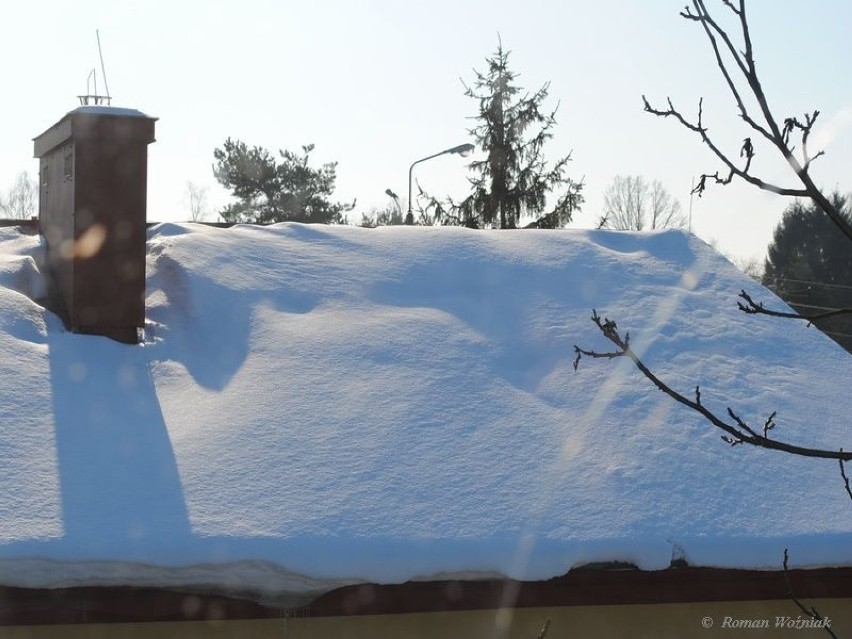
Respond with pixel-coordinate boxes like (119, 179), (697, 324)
(428, 41), (583, 229)
(763, 193), (852, 353)
(213, 139), (353, 224)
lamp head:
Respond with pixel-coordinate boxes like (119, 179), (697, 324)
(446, 143), (475, 157)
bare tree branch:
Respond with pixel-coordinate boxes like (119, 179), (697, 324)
(599, 175), (686, 231)
(737, 290), (852, 325)
(841, 453), (852, 502)
(0, 172), (37, 220)
(573, 345), (624, 371)
(641, 97), (808, 198)
(681, 0), (775, 144)
(643, 0), (852, 243)
(574, 310), (852, 462)
(184, 180), (210, 222)
(783, 549), (839, 638)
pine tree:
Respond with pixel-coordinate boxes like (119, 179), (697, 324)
(763, 193), (852, 353)
(434, 41), (583, 229)
(213, 139), (353, 224)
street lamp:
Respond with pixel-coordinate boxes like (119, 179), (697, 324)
(407, 143), (475, 225)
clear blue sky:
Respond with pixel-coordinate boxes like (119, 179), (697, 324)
(2, 1), (850, 261)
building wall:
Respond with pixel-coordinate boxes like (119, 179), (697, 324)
(38, 142), (75, 316)
(71, 138), (147, 334)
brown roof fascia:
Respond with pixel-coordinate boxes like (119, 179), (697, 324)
(1, 566), (851, 627)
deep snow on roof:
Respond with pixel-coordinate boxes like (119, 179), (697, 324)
(0, 223), (849, 597)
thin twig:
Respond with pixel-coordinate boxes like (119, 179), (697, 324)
(783, 549), (838, 638)
(737, 290), (852, 325)
(682, 0), (774, 144)
(841, 452), (852, 502)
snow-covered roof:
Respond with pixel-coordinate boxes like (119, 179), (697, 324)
(0, 223), (849, 600)
(71, 105), (152, 118)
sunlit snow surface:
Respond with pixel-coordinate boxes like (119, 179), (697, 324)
(0, 223), (849, 598)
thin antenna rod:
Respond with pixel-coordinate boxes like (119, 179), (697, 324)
(87, 69), (97, 96)
(96, 29), (111, 101)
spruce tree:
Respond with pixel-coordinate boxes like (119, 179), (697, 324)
(432, 41), (583, 229)
(763, 193), (852, 353)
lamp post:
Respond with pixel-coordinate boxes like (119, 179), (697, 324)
(407, 143), (475, 225)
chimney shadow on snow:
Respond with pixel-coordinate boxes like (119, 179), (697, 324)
(47, 324), (192, 557)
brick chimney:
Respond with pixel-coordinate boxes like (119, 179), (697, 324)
(33, 106), (157, 344)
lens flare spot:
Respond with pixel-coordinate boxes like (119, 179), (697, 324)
(68, 362), (87, 382)
(75, 224), (108, 259)
(680, 269), (699, 290)
(59, 239), (76, 260)
(118, 364), (137, 389)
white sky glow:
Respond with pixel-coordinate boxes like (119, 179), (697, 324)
(2, 1), (850, 261)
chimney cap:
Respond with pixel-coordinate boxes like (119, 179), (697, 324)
(71, 105), (153, 119)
